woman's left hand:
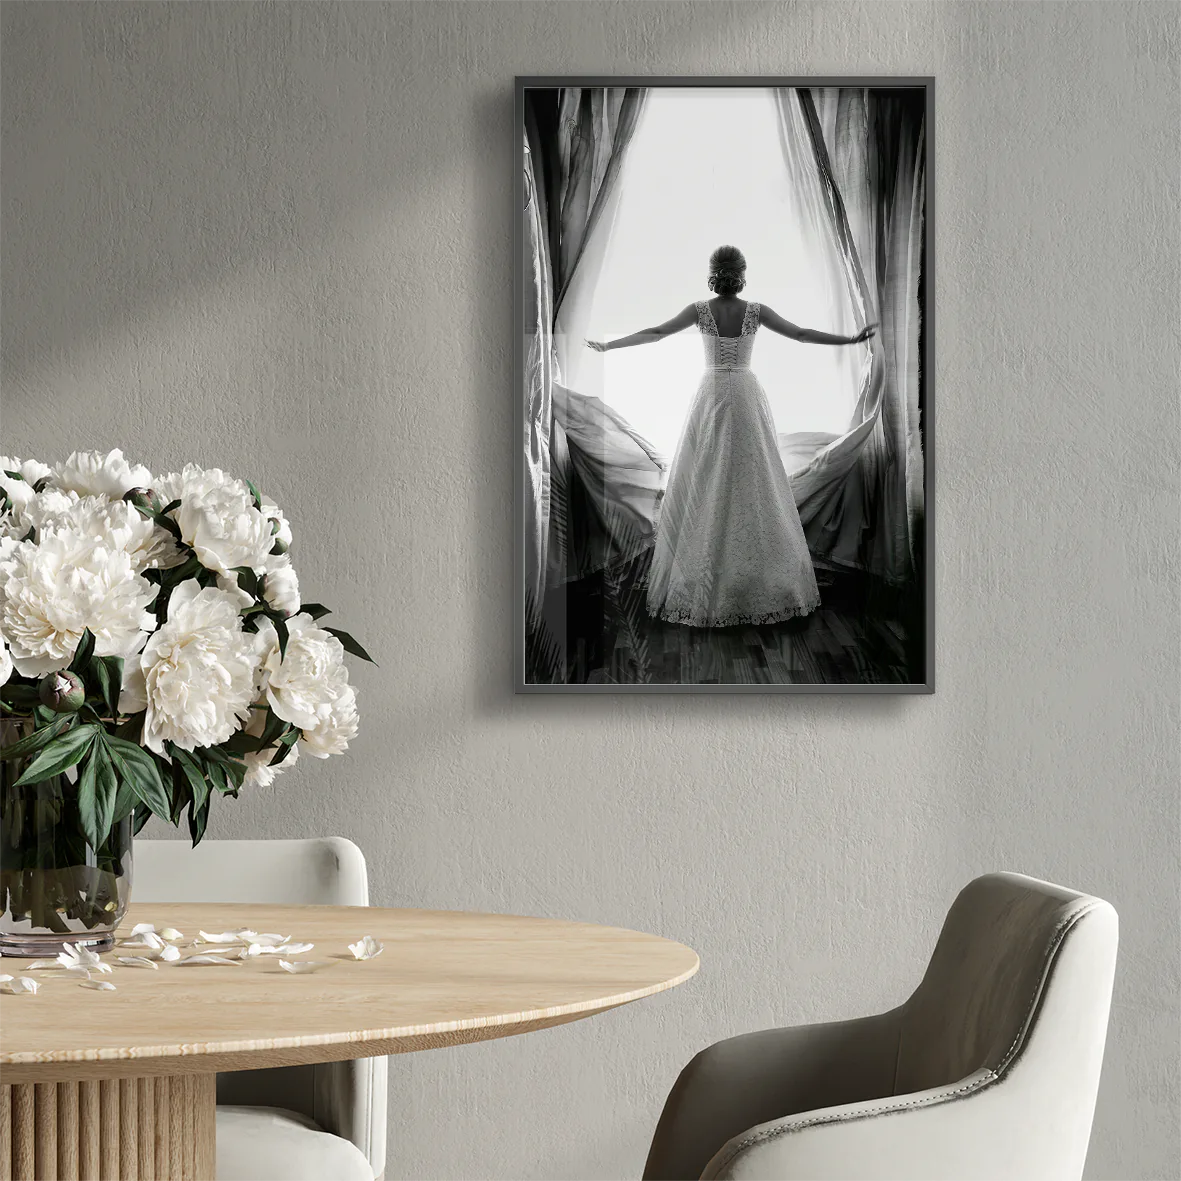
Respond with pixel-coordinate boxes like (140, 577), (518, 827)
(585, 339), (609, 353)
(854, 323), (878, 343)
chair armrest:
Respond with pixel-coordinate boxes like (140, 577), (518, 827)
(313, 1057), (387, 1180)
(700, 1067), (1052, 1181)
(643, 1009), (902, 1181)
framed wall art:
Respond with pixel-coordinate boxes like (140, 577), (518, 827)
(516, 77), (933, 693)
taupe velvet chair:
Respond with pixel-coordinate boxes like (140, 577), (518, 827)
(645, 873), (1118, 1181)
(136, 838), (387, 1181)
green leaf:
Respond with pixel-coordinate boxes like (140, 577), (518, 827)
(161, 555), (200, 584)
(132, 803), (153, 835)
(100, 734), (170, 820)
(114, 713), (145, 743)
(244, 479), (263, 510)
(152, 512), (182, 541)
(325, 628), (376, 665)
(299, 603), (331, 621)
(77, 745), (118, 849)
(188, 795), (210, 846)
(170, 746), (210, 813)
(223, 729), (272, 755)
(204, 757), (228, 796)
(69, 630), (96, 673)
(231, 566), (261, 599)
(0, 715), (71, 760)
(222, 756), (246, 789)
(91, 656), (124, 720)
(13, 724), (99, 786)
(111, 772), (137, 825)
(274, 615), (289, 659)
(267, 741), (297, 768)
(160, 499), (182, 516)
(168, 762), (190, 825)
(93, 747), (119, 847)
(258, 709), (287, 748)
(76, 751), (101, 849)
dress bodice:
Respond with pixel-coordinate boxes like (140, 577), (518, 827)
(696, 301), (760, 371)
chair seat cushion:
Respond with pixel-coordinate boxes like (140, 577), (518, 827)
(216, 1105), (374, 1181)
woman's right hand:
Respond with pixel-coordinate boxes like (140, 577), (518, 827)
(853, 323), (878, 343)
(585, 339), (609, 353)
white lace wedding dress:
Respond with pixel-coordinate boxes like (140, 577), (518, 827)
(646, 300), (821, 627)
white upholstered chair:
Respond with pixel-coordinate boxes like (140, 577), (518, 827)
(645, 873), (1118, 1181)
(136, 838), (388, 1181)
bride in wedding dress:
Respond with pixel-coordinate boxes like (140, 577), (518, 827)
(588, 246), (875, 628)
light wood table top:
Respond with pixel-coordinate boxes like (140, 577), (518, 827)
(0, 903), (699, 1084)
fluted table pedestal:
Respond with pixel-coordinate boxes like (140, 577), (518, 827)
(1, 1075), (215, 1181)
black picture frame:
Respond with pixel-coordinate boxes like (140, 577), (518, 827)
(515, 76), (934, 694)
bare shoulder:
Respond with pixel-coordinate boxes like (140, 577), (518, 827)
(759, 303), (795, 325)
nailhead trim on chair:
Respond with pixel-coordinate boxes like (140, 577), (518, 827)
(706, 899), (1101, 1177)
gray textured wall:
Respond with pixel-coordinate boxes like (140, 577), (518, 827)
(2, 2), (1178, 1178)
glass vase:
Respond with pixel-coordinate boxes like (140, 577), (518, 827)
(0, 719), (133, 957)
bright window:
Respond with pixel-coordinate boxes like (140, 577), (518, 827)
(582, 88), (861, 457)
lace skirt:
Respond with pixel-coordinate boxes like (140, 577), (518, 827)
(646, 367), (820, 627)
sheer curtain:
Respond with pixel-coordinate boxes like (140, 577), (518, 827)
(523, 88), (649, 676)
(522, 132), (556, 615)
(774, 87), (925, 584)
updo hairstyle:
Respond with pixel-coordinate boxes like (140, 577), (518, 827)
(707, 245), (747, 296)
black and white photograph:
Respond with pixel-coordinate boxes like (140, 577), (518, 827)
(518, 79), (931, 691)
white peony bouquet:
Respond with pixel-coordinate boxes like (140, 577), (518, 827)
(0, 449), (373, 848)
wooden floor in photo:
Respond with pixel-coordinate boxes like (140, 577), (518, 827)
(538, 551), (922, 687)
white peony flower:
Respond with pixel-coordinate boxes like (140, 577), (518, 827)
(17, 488), (77, 534)
(0, 532), (156, 678)
(159, 465), (273, 576)
(51, 449), (153, 499)
(263, 615), (349, 731)
(1, 457), (53, 534)
(0, 632), (11, 687)
(120, 580), (262, 754)
(262, 555), (300, 617)
(299, 683), (359, 758)
(2, 456), (53, 485)
(241, 703), (300, 788)
(24, 491), (182, 571)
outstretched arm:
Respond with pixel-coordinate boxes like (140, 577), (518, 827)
(586, 304), (699, 352)
(760, 304), (876, 346)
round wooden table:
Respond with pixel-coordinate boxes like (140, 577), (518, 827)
(0, 903), (698, 1180)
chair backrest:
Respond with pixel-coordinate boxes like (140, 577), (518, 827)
(134, 836), (369, 906)
(897, 872), (1118, 1096)
(135, 837), (387, 1179)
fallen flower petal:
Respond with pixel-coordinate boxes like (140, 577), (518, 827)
(348, 936), (384, 961)
(247, 941), (314, 956)
(278, 960), (334, 974)
(79, 979), (116, 991)
(0, 976), (40, 994)
(197, 930), (243, 944)
(116, 956), (160, 970)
